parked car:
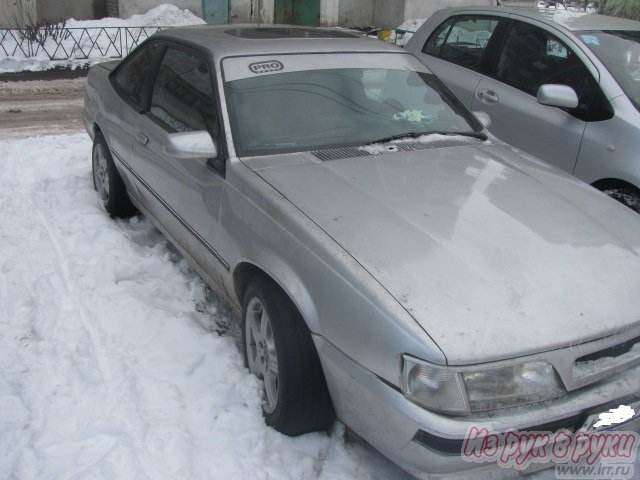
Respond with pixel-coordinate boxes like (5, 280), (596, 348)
(83, 25), (640, 479)
(406, 7), (640, 213)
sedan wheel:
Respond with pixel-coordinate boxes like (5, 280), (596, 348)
(93, 140), (111, 205)
(91, 132), (137, 218)
(245, 296), (279, 414)
(242, 278), (334, 435)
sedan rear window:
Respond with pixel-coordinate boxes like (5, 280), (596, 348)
(112, 43), (156, 107)
(423, 16), (500, 72)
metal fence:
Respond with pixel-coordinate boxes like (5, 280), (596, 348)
(0, 26), (164, 61)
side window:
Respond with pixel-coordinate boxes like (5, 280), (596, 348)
(423, 16), (500, 72)
(495, 21), (612, 121)
(149, 47), (218, 135)
(113, 43), (156, 106)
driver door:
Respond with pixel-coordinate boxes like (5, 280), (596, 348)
(130, 43), (230, 280)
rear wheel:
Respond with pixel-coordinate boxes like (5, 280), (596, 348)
(603, 187), (640, 214)
(92, 132), (136, 218)
(242, 277), (334, 436)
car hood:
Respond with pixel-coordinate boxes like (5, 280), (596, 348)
(245, 144), (640, 364)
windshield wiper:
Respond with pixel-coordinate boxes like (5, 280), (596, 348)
(366, 130), (487, 145)
(365, 131), (427, 145)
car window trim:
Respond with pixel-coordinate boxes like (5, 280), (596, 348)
(480, 18), (512, 77)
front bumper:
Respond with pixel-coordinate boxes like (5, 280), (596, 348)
(315, 336), (640, 479)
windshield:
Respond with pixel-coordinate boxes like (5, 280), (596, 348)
(224, 55), (482, 156)
(579, 30), (640, 110)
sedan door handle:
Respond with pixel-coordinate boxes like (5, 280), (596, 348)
(476, 89), (499, 104)
(136, 132), (149, 145)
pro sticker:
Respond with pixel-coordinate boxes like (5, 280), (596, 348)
(249, 60), (284, 74)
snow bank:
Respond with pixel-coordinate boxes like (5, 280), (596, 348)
(0, 4), (204, 73)
(0, 134), (409, 480)
(65, 4), (206, 28)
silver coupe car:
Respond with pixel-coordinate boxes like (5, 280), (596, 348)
(83, 26), (640, 479)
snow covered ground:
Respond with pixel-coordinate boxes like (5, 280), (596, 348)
(0, 133), (415, 479)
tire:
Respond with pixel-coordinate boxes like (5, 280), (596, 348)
(603, 187), (640, 214)
(92, 132), (137, 218)
(242, 277), (334, 436)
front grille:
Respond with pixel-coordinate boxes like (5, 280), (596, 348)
(576, 336), (640, 364)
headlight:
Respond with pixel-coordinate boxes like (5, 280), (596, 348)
(463, 361), (565, 412)
(401, 355), (565, 415)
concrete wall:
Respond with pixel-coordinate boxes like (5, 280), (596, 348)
(320, 0), (338, 25)
(230, 0), (274, 23)
(373, 0), (403, 29)
(36, 0), (94, 22)
(1, 0), (37, 28)
(337, 0), (374, 26)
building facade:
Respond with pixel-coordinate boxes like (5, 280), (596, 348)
(1, 0), (495, 29)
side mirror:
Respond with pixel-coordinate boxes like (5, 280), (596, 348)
(537, 84), (578, 109)
(473, 110), (491, 129)
(164, 131), (218, 159)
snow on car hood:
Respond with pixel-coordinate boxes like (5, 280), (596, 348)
(246, 143), (640, 364)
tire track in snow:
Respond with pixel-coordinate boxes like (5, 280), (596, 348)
(25, 182), (166, 479)
(28, 191), (116, 384)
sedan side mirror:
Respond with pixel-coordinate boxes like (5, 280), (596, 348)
(537, 84), (579, 109)
(164, 130), (218, 159)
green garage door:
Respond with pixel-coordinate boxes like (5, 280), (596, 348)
(202, 0), (228, 24)
(275, 0), (320, 26)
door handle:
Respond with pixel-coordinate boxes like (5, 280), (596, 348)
(477, 89), (499, 104)
(136, 132), (149, 145)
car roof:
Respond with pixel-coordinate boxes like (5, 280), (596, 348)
(436, 6), (640, 32)
(154, 25), (402, 58)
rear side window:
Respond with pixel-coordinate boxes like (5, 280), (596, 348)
(113, 43), (156, 106)
(423, 16), (500, 72)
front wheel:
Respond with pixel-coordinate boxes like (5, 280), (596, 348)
(242, 278), (334, 436)
(92, 132), (136, 218)
(603, 187), (640, 214)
